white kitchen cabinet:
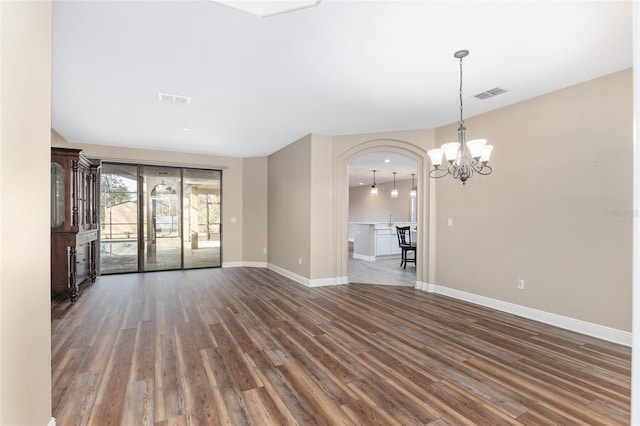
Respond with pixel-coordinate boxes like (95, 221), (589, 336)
(350, 222), (415, 260)
(374, 226), (402, 256)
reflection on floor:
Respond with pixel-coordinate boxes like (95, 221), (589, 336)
(348, 255), (416, 287)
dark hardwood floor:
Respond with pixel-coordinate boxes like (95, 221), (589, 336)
(52, 268), (631, 425)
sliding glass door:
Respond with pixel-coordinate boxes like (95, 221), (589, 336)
(141, 166), (182, 271)
(99, 163), (221, 274)
(183, 169), (222, 268)
(100, 164), (139, 274)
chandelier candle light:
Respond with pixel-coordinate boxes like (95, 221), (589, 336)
(427, 50), (494, 185)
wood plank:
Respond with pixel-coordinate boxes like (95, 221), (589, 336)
(200, 346), (252, 424)
(277, 361), (355, 425)
(121, 379), (154, 426)
(87, 327), (137, 425)
(242, 386), (291, 425)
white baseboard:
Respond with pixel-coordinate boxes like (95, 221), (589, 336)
(267, 264), (345, 287)
(48, 418), (56, 426)
(267, 263), (309, 286)
(309, 277), (344, 287)
(240, 261), (268, 268)
(420, 283), (631, 347)
(415, 281), (435, 292)
(222, 261), (268, 268)
(353, 253), (376, 261)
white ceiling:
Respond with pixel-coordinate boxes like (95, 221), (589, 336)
(348, 152), (417, 187)
(52, 0), (633, 167)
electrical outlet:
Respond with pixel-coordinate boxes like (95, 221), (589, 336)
(298, 257), (302, 265)
(517, 279), (525, 289)
(263, 247), (267, 254)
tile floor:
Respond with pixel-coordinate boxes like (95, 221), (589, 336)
(348, 254), (416, 287)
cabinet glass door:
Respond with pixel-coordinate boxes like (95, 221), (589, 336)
(51, 162), (65, 227)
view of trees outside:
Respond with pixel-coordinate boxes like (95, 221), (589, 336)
(101, 173), (221, 240)
(101, 172), (138, 240)
(197, 194), (220, 236)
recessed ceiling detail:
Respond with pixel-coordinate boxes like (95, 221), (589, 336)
(212, 0), (321, 17)
(474, 87), (508, 100)
(158, 92), (191, 105)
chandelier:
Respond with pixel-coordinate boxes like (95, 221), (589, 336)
(427, 50), (493, 185)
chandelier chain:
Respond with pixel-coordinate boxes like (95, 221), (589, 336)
(458, 55), (464, 127)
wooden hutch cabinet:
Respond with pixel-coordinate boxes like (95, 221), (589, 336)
(51, 147), (100, 302)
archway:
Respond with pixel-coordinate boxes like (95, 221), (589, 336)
(334, 139), (433, 289)
(347, 152), (418, 286)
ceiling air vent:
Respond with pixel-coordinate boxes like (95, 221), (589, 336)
(158, 92), (191, 105)
(474, 87), (508, 100)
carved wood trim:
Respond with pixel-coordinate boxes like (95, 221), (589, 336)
(71, 159), (79, 227)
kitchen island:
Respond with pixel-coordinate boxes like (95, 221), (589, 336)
(349, 222), (417, 261)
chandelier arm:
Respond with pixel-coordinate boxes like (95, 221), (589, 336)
(476, 164), (493, 176)
(429, 168), (451, 179)
(470, 160), (484, 172)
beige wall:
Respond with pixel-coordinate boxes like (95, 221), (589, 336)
(349, 178), (415, 223)
(268, 135), (312, 276)
(434, 69), (633, 331)
(309, 134), (334, 280)
(68, 142), (250, 265)
(242, 157), (268, 263)
(51, 129), (70, 148)
(631, 4), (639, 419)
(0, 1), (53, 424)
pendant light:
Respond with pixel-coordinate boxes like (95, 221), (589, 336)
(410, 174), (417, 198)
(391, 172), (398, 198)
(370, 170), (378, 196)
